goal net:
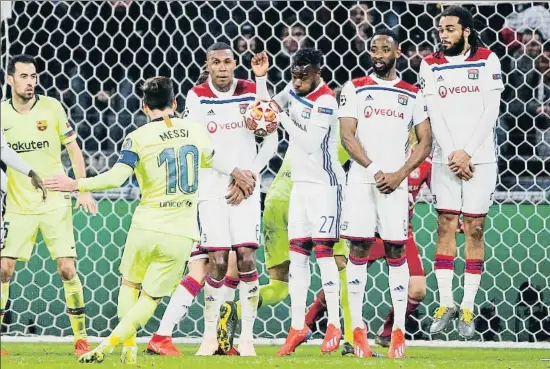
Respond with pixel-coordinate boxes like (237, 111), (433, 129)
(1, 1), (549, 346)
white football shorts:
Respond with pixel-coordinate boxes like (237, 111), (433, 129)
(341, 183), (409, 243)
(431, 162), (497, 217)
(288, 182), (343, 244)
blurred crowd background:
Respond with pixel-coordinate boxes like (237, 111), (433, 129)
(1, 1), (549, 194)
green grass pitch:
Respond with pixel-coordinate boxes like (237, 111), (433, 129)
(0, 343), (548, 369)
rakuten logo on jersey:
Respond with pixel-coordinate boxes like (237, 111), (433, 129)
(206, 120), (244, 133)
(364, 106), (404, 120)
(438, 85), (480, 98)
(8, 140), (50, 153)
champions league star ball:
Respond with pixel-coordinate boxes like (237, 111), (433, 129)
(244, 100), (280, 137)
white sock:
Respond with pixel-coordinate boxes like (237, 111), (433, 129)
(223, 276), (239, 302)
(239, 270), (260, 342)
(315, 246), (340, 328)
(289, 247), (311, 330)
(435, 269), (454, 307)
(346, 256), (368, 330)
(203, 274), (225, 340)
(435, 255), (455, 307)
(388, 257), (410, 332)
(461, 259), (483, 311)
(157, 276), (202, 336)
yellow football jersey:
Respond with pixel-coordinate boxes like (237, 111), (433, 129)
(1, 95), (76, 214)
(119, 115), (213, 241)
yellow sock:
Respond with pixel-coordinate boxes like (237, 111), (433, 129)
(340, 268), (353, 344)
(117, 284), (139, 347)
(109, 295), (158, 348)
(63, 276), (87, 341)
(1, 282), (9, 326)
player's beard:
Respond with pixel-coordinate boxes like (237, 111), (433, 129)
(442, 35), (466, 57)
(16, 89), (35, 103)
(372, 57), (396, 79)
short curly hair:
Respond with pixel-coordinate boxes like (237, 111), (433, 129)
(291, 48), (324, 70)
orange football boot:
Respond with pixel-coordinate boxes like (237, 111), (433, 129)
(321, 323), (342, 353)
(147, 334), (182, 356)
(388, 328), (406, 359)
(352, 326), (373, 358)
(74, 339), (90, 357)
(1, 349), (8, 356)
(276, 326), (312, 356)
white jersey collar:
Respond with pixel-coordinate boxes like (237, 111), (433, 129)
(208, 76), (238, 98)
(370, 74), (401, 86)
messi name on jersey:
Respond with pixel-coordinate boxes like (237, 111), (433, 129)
(159, 128), (189, 141)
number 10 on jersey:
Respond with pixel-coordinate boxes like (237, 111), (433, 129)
(158, 145), (199, 194)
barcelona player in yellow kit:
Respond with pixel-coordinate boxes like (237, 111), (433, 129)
(217, 107), (356, 355)
(0, 55), (96, 357)
(44, 77), (227, 364)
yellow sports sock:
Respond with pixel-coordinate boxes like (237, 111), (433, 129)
(109, 295), (158, 348)
(63, 276), (87, 341)
(117, 284), (139, 347)
(340, 268), (353, 344)
(237, 279), (288, 319)
(1, 282), (9, 326)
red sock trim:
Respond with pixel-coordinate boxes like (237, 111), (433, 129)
(387, 255), (407, 267)
(465, 259), (484, 274)
(223, 276), (240, 289)
(180, 276), (202, 297)
(434, 254), (455, 270)
(314, 245), (333, 259)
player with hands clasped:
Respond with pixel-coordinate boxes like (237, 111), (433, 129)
(338, 29), (432, 359)
(269, 48), (346, 356)
(418, 6), (504, 339)
(147, 44), (276, 358)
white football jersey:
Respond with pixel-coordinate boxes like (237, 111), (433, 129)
(419, 47), (504, 164)
(338, 74), (428, 185)
(275, 82), (345, 185)
(0, 129), (6, 150)
(185, 78), (257, 200)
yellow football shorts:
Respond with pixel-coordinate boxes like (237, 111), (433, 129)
(263, 199), (348, 270)
(1, 206), (76, 261)
(119, 227), (193, 298)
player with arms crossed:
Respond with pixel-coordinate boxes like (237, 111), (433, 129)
(45, 77), (225, 364)
(419, 6), (504, 338)
(147, 43), (277, 357)
(339, 29), (432, 358)
(217, 100), (356, 355)
(269, 48), (345, 356)
(0, 55), (96, 357)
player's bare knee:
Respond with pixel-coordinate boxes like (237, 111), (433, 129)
(437, 213), (458, 234)
(334, 255), (347, 271)
(268, 261), (290, 282)
(210, 251), (230, 278)
(349, 240), (371, 258)
(0, 257), (16, 283)
(408, 277), (427, 301)
(236, 247), (257, 272)
(56, 258), (76, 281)
(464, 217), (485, 242)
(121, 278), (141, 290)
(384, 242), (405, 259)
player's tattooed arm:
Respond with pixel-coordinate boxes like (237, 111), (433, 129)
(339, 117), (381, 179)
(376, 119), (432, 194)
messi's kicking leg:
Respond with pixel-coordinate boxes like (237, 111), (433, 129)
(148, 249), (208, 356)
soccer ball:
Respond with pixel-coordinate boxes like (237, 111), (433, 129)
(244, 100), (280, 137)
